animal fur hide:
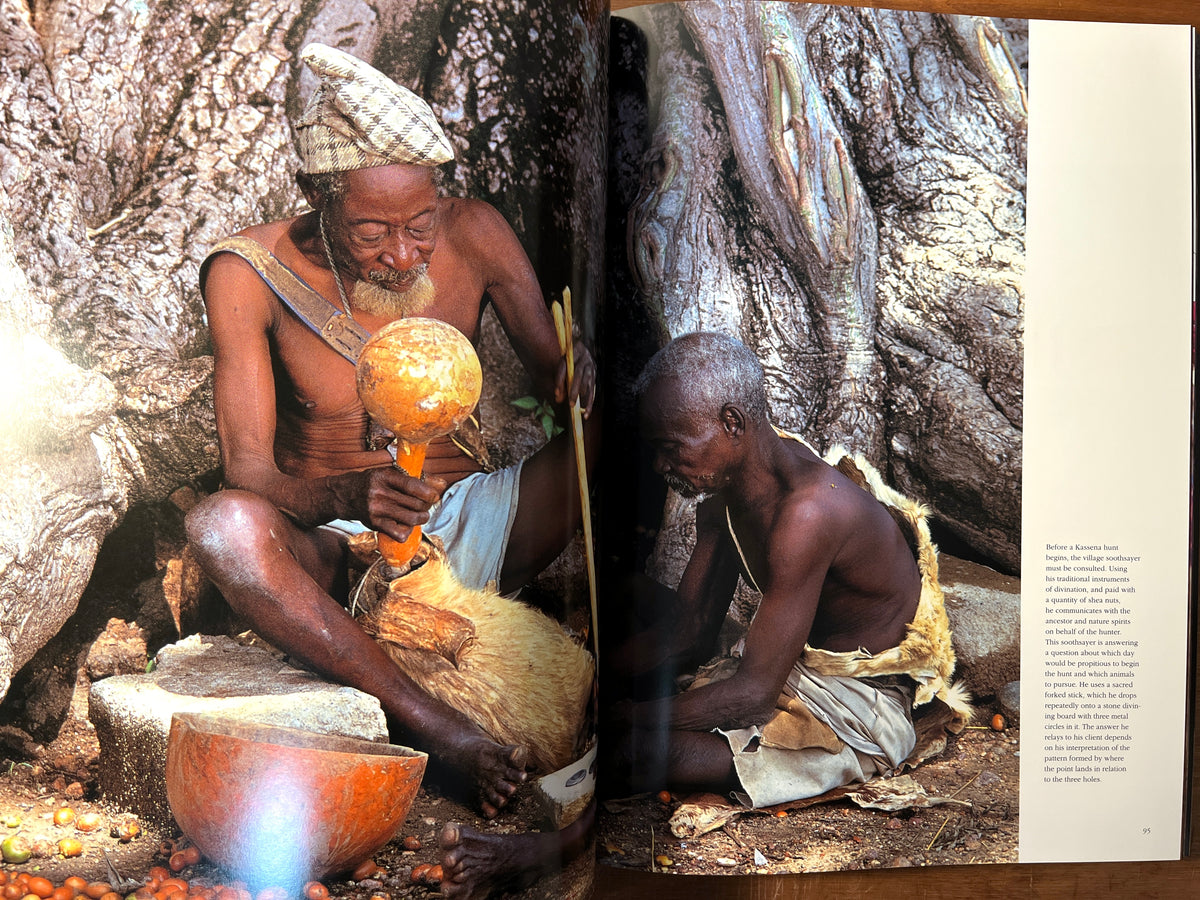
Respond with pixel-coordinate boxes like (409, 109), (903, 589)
(355, 543), (595, 774)
(796, 439), (971, 726)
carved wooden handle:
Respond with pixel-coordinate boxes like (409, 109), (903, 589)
(376, 439), (428, 570)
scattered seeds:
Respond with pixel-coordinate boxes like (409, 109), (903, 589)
(1, 836), (31, 864)
(52, 808), (75, 827)
(74, 813), (103, 834)
(351, 860), (380, 882)
(110, 819), (141, 843)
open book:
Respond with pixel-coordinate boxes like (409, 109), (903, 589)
(0, 0), (1192, 898)
(596, 0), (1195, 880)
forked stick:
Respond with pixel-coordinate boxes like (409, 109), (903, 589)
(553, 289), (598, 663)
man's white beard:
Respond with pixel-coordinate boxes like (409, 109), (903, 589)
(351, 268), (436, 318)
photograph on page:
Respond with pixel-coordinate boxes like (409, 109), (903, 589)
(598, 1), (1026, 874)
(0, 1), (605, 898)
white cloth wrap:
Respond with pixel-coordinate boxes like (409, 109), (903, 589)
(325, 460), (522, 591)
(717, 661), (916, 809)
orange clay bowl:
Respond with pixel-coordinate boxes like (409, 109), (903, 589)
(355, 317), (482, 442)
(165, 712), (427, 890)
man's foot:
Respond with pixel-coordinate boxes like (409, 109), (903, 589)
(438, 800), (595, 899)
(437, 822), (554, 899)
(466, 740), (529, 818)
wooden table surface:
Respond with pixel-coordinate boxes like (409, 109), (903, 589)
(600, 1), (1198, 896)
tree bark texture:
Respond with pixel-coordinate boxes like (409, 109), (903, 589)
(0, 0), (605, 702)
(618, 3), (1025, 572)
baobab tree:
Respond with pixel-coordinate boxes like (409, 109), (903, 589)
(0, 0), (1021, 722)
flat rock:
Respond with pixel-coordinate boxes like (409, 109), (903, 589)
(89, 634), (387, 825)
(940, 555), (1021, 699)
(998, 679), (1020, 725)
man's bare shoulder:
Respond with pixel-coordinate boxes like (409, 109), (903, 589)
(440, 195), (506, 227)
(439, 198), (520, 257)
(775, 481), (844, 538)
(202, 217), (312, 304)
(774, 454), (868, 539)
(776, 452), (908, 561)
(227, 217), (308, 261)
(200, 219), (305, 328)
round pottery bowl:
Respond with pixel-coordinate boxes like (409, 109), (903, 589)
(165, 712), (427, 890)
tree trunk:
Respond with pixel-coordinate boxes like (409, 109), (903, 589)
(0, 0), (605, 706)
(618, 4), (1025, 571)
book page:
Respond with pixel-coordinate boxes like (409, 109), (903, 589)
(1020, 19), (1194, 863)
(603, 0), (1193, 877)
(0, 1), (605, 896)
(601, 1), (1033, 874)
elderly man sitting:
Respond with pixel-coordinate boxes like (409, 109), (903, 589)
(607, 332), (966, 807)
(186, 43), (598, 824)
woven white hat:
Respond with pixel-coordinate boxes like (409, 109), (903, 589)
(296, 43), (454, 173)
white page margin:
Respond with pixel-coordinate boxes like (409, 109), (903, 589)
(1020, 19), (1194, 863)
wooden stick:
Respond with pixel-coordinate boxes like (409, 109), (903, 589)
(553, 289), (599, 664)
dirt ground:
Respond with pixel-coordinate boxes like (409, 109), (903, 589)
(0, 676), (1015, 900)
(0, 507), (1015, 896)
(597, 722), (1019, 875)
(0, 675), (597, 900)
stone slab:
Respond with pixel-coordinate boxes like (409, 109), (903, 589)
(940, 555), (1021, 700)
(89, 634), (388, 825)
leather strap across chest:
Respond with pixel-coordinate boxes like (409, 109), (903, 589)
(725, 506), (763, 594)
(204, 235), (371, 364)
(202, 235), (494, 471)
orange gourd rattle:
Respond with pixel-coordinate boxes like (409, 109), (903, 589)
(355, 318), (482, 569)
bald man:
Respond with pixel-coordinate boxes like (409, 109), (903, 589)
(608, 332), (959, 807)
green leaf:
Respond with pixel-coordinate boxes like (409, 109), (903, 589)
(510, 396), (541, 411)
(541, 414), (556, 441)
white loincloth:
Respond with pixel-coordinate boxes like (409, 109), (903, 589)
(716, 661), (916, 808)
(324, 460), (523, 591)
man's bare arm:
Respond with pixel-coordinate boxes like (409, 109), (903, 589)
(203, 252), (440, 537)
(633, 497), (840, 733)
(610, 498), (741, 680)
(461, 201), (596, 414)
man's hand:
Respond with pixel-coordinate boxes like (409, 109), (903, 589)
(329, 466), (447, 544)
(555, 338), (597, 417)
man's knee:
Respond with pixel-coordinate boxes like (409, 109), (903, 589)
(185, 490), (281, 570)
